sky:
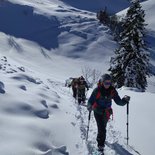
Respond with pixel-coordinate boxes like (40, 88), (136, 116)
(0, 0), (155, 155)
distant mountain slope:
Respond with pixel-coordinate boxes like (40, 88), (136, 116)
(142, 0), (155, 30)
(0, 1), (60, 50)
(61, 0), (130, 13)
(117, 0), (155, 31)
(0, 0), (116, 60)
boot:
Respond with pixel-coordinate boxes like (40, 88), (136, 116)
(98, 146), (104, 152)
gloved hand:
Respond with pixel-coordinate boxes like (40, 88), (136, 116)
(122, 95), (130, 103)
(87, 104), (92, 111)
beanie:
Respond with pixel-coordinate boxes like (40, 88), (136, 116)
(101, 74), (111, 82)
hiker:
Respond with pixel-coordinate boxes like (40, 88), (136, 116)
(77, 76), (89, 104)
(65, 77), (73, 87)
(87, 74), (130, 153)
(69, 78), (79, 98)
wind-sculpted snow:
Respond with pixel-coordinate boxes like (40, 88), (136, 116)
(0, 56), (67, 154)
(0, 55), (87, 155)
(0, 0), (116, 60)
(11, 74), (43, 84)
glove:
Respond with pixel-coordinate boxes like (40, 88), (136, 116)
(122, 95), (130, 103)
(87, 104), (92, 111)
(87, 88), (89, 91)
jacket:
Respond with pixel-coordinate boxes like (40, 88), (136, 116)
(87, 85), (126, 114)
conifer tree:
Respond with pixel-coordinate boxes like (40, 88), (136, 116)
(109, 0), (149, 91)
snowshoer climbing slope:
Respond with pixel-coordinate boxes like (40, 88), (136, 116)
(87, 74), (130, 154)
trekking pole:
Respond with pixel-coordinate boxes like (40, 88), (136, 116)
(85, 89), (88, 100)
(75, 88), (78, 104)
(127, 102), (129, 145)
(86, 110), (91, 141)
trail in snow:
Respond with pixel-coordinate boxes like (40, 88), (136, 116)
(53, 81), (139, 155)
(0, 56), (71, 155)
(0, 55), (143, 155)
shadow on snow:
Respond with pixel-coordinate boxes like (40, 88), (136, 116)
(106, 141), (141, 155)
(0, 1), (61, 50)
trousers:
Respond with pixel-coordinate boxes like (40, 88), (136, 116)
(94, 111), (108, 147)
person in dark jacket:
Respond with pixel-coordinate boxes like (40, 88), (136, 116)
(87, 74), (130, 152)
(77, 76), (89, 104)
(69, 78), (79, 98)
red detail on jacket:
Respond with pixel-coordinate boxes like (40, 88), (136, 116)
(92, 102), (98, 109)
(96, 90), (101, 99)
(92, 87), (114, 120)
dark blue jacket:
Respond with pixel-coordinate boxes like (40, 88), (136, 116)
(88, 86), (126, 114)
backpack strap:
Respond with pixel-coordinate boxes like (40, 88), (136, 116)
(92, 87), (101, 109)
(96, 88), (101, 99)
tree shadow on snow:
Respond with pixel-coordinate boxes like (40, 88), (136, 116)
(0, 1), (61, 50)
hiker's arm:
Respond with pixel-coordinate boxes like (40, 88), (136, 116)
(85, 81), (89, 90)
(87, 88), (97, 106)
(113, 89), (127, 106)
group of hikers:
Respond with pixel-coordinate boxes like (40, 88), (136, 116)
(68, 73), (130, 154)
(69, 76), (89, 104)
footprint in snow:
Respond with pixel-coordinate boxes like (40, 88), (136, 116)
(11, 74), (42, 84)
(50, 104), (59, 109)
(4, 102), (49, 119)
(17, 66), (25, 72)
(40, 100), (48, 108)
(34, 109), (49, 119)
(0, 81), (5, 94)
(45, 146), (69, 155)
(19, 85), (27, 91)
(35, 142), (69, 155)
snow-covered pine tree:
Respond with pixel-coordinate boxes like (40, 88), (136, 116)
(109, 0), (149, 91)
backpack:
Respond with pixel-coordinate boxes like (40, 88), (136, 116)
(92, 86), (114, 120)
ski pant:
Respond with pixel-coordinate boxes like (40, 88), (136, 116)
(72, 87), (77, 98)
(78, 88), (86, 104)
(94, 111), (108, 147)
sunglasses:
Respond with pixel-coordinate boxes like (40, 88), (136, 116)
(103, 82), (111, 86)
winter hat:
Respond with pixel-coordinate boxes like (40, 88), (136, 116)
(101, 74), (111, 82)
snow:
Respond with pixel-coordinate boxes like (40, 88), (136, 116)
(117, 0), (155, 32)
(0, 0), (155, 155)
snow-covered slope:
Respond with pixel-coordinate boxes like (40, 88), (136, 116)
(141, 0), (155, 31)
(0, 0), (116, 60)
(61, 0), (130, 13)
(0, 55), (88, 155)
(0, 0), (155, 155)
(117, 0), (155, 31)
